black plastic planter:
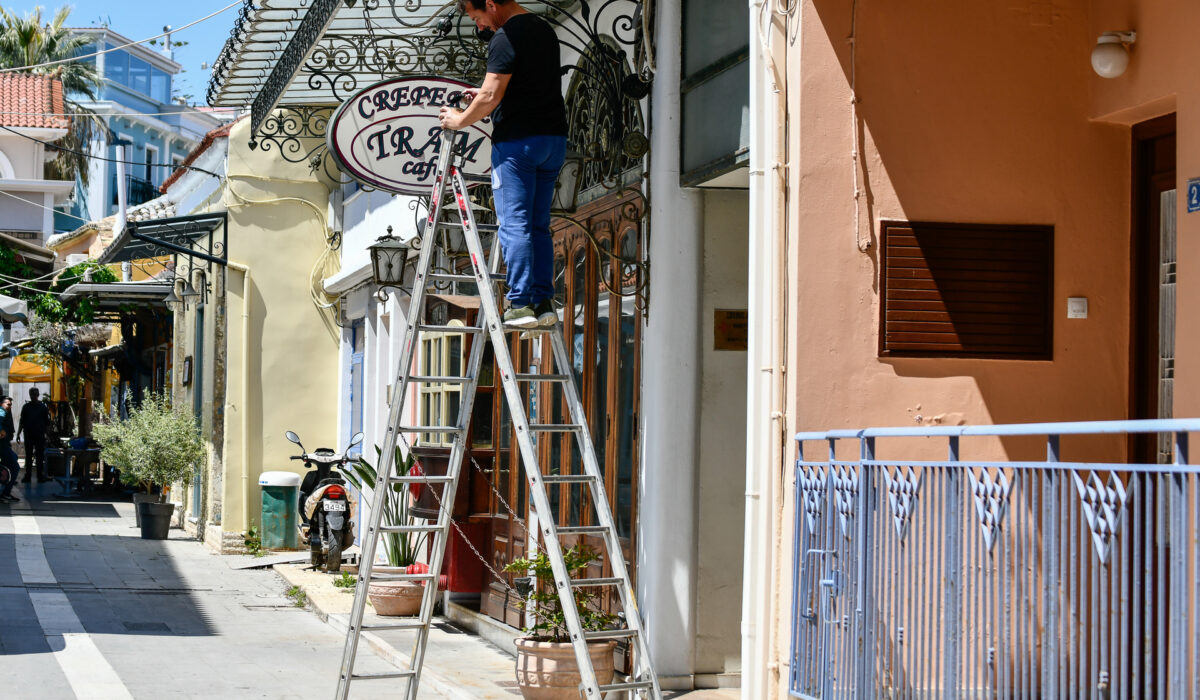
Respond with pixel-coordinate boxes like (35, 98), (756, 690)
(137, 501), (175, 540)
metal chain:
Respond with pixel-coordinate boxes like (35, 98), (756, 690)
(361, 5), (388, 81)
(392, 434), (530, 600)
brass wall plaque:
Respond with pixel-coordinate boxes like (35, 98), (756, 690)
(714, 309), (748, 351)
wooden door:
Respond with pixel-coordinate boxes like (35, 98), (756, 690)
(1130, 115), (1176, 463)
(482, 190), (645, 635)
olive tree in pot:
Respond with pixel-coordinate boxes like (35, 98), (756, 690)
(343, 445), (429, 616)
(93, 394), (204, 540)
(503, 545), (618, 700)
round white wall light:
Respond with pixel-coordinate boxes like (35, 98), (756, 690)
(1091, 31), (1136, 79)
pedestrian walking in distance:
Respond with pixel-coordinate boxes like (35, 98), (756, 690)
(0, 396), (20, 502)
(17, 387), (51, 483)
(439, 0), (568, 329)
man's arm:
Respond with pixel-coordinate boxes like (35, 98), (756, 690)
(438, 72), (511, 131)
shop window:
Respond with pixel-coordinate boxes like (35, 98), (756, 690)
(418, 321), (465, 447)
(879, 221), (1053, 360)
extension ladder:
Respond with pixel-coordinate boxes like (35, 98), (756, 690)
(335, 130), (662, 699)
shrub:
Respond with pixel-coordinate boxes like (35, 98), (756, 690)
(92, 393), (204, 500)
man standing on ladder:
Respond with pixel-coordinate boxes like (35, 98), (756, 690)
(439, 0), (568, 330)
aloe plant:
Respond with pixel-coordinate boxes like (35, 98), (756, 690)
(342, 445), (426, 567)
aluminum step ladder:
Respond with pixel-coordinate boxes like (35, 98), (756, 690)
(335, 130), (662, 700)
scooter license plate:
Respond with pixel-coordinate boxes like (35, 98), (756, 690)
(323, 501), (347, 512)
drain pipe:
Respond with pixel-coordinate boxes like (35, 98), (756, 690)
(226, 260), (253, 534)
(744, 0), (784, 696)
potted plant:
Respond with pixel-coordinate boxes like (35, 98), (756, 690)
(503, 545), (618, 699)
(343, 445), (429, 616)
(93, 394), (204, 540)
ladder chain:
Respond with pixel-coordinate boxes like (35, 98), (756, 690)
(466, 449), (534, 541)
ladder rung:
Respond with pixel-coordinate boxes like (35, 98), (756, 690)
(600, 680), (656, 693)
(427, 272), (506, 283)
(360, 620), (429, 631)
(584, 629), (640, 641)
(515, 373), (569, 383)
(541, 474), (598, 485)
(529, 423), (582, 433)
(406, 375), (473, 384)
(397, 425), (465, 433)
(365, 572), (437, 582)
(416, 324), (483, 334)
(459, 172), (491, 185)
(378, 525), (443, 534)
(570, 577), (622, 588)
(556, 526), (608, 536)
(390, 475), (454, 484)
(349, 670), (417, 681)
(437, 221), (498, 234)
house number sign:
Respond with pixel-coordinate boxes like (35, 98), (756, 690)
(327, 76), (492, 196)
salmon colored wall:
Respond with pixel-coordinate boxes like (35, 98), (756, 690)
(1085, 0), (1200, 419)
(786, 0), (1198, 459)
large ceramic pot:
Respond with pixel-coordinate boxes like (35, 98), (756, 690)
(513, 638), (616, 700)
(137, 501), (175, 540)
(131, 493), (158, 528)
(368, 580), (425, 616)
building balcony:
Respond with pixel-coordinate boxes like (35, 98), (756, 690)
(112, 175), (157, 208)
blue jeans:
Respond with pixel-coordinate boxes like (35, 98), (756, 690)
(490, 134), (567, 307)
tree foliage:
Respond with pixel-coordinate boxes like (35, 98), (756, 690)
(92, 393), (205, 498)
(0, 5), (103, 184)
(26, 260), (118, 326)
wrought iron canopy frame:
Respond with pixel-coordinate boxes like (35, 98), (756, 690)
(98, 212), (228, 268)
(206, 0), (653, 157)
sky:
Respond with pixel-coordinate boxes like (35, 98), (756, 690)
(3, 0), (241, 106)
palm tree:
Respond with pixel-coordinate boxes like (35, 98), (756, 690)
(0, 5), (103, 184)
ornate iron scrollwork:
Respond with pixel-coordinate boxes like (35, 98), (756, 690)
(305, 33), (485, 102)
(250, 106), (346, 180)
(250, 0), (343, 138)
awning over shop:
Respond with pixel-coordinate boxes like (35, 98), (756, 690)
(9, 353), (59, 383)
(0, 294), (28, 324)
(0, 232), (55, 272)
(98, 212), (227, 266)
(58, 280), (173, 321)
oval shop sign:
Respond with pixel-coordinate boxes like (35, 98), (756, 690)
(327, 76), (492, 196)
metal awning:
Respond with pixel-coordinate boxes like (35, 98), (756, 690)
(206, 0), (605, 136)
(99, 212), (228, 266)
(59, 282), (173, 304)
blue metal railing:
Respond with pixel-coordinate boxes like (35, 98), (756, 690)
(790, 418), (1200, 699)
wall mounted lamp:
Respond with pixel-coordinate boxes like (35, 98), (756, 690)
(1091, 31), (1136, 79)
(369, 226), (412, 301)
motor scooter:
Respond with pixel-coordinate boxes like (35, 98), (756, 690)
(286, 430), (362, 572)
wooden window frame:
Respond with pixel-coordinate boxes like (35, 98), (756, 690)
(878, 220), (1054, 361)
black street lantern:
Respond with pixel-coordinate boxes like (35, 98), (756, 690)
(368, 226), (411, 299)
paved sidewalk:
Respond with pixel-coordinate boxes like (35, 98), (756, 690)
(276, 565), (740, 700)
(0, 481), (412, 699)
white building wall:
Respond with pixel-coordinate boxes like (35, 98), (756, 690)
(695, 190), (749, 685)
(639, 0), (704, 687)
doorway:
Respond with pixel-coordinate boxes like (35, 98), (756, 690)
(1129, 114), (1176, 463)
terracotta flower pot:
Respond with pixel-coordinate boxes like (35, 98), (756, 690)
(367, 580), (425, 616)
(513, 638), (616, 700)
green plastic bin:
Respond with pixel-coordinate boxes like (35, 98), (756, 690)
(259, 471), (302, 550)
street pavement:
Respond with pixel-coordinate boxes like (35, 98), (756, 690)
(0, 480), (410, 700)
(0, 481), (739, 700)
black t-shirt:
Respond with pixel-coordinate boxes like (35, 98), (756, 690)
(21, 401), (49, 431)
(486, 13), (568, 143)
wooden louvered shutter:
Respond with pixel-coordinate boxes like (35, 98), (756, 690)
(879, 221), (1053, 360)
